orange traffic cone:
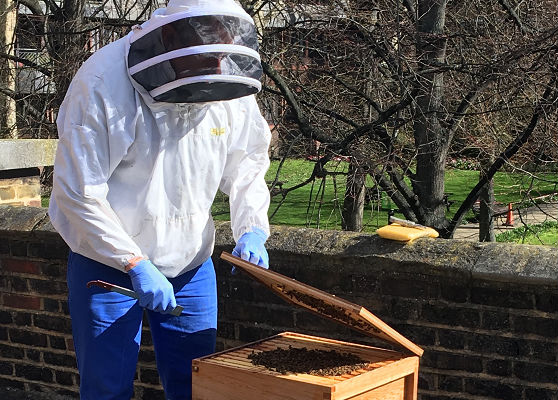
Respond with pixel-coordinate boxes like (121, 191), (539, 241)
(503, 203), (514, 226)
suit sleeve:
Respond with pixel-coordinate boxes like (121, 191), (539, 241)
(48, 74), (144, 271)
(219, 96), (272, 241)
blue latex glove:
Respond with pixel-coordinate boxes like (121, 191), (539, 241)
(128, 259), (177, 314)
(232, 228), (269, 270)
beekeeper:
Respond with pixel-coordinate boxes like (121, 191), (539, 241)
(48, 0), (271, 398)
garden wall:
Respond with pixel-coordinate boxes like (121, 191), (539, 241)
(0, 139), (57, 207)
(0, 205), (556, 400)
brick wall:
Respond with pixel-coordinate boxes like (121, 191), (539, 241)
(1, 206), (557, 400)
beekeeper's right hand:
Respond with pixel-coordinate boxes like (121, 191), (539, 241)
(128, 260), (177, 314)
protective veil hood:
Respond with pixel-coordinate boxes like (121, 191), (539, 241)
(127, 0), (262, 103)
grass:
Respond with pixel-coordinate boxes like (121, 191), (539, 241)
(496, 221), (558, 246)
(444, 169), (557, 212)
(214, 159), (558, 234)
(212, 159), (381, 230)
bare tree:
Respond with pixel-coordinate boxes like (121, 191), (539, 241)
(0, 0), (161, 138)
(251, 0), (558, 237)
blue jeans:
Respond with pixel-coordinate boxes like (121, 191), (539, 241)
(67, 251), (217, 400)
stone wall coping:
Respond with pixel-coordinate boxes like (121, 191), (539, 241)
(1, 205), (556, 283)
(0, 139), (58, 170)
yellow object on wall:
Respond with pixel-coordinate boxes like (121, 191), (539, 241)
(377, 224), (439, 242)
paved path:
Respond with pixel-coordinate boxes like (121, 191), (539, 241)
(453, 202), (558, 241)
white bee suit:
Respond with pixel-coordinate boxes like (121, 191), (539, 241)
(49, 32), (271, 277)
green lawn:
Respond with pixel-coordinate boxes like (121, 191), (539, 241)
(496, 221), (558, 246)
(444, 169), (557, 211)
(214, 159), (557, 233)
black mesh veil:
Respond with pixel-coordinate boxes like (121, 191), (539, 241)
(128, 14), (262, 103)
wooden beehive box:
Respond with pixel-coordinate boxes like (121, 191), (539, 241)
(193, 332), (419, 400)
(192, 253), (423, 400)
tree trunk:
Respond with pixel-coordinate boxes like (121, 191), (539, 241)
(0, 0), (17, 138)
(342, 160), (366, 231)
(478, 161), (495, 242)
(413, 0), (448, 229)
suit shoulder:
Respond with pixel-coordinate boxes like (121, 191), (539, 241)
(74, 38), (128, 82)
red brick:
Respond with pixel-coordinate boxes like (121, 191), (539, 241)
(1, 259), (41, 275)
(2, 294), (41, 310)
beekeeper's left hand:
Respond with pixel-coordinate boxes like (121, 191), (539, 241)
(232, 228), (269, 269)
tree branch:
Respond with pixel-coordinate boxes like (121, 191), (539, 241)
(331, 89), (417, 151)
(445, 76), (558, 237)
(0, 86), (45, 120)
(326, 72), (383, 114)
(401, 0), (417, 23)
(387, 166), (425, 220)
(262, 86), (358, 127)
(0, 52), (52, 77)
(446, 81), (487, 143)
(17, 0), (44, 15)
(444, 26), (558, 151)
(497, 0), (532, 34)
(373, 170), (417, 221)
(262, 61), (332, 144)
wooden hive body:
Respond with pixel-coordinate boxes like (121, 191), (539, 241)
(193, 332), (419, 400)
(192, 253), (423, 400)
